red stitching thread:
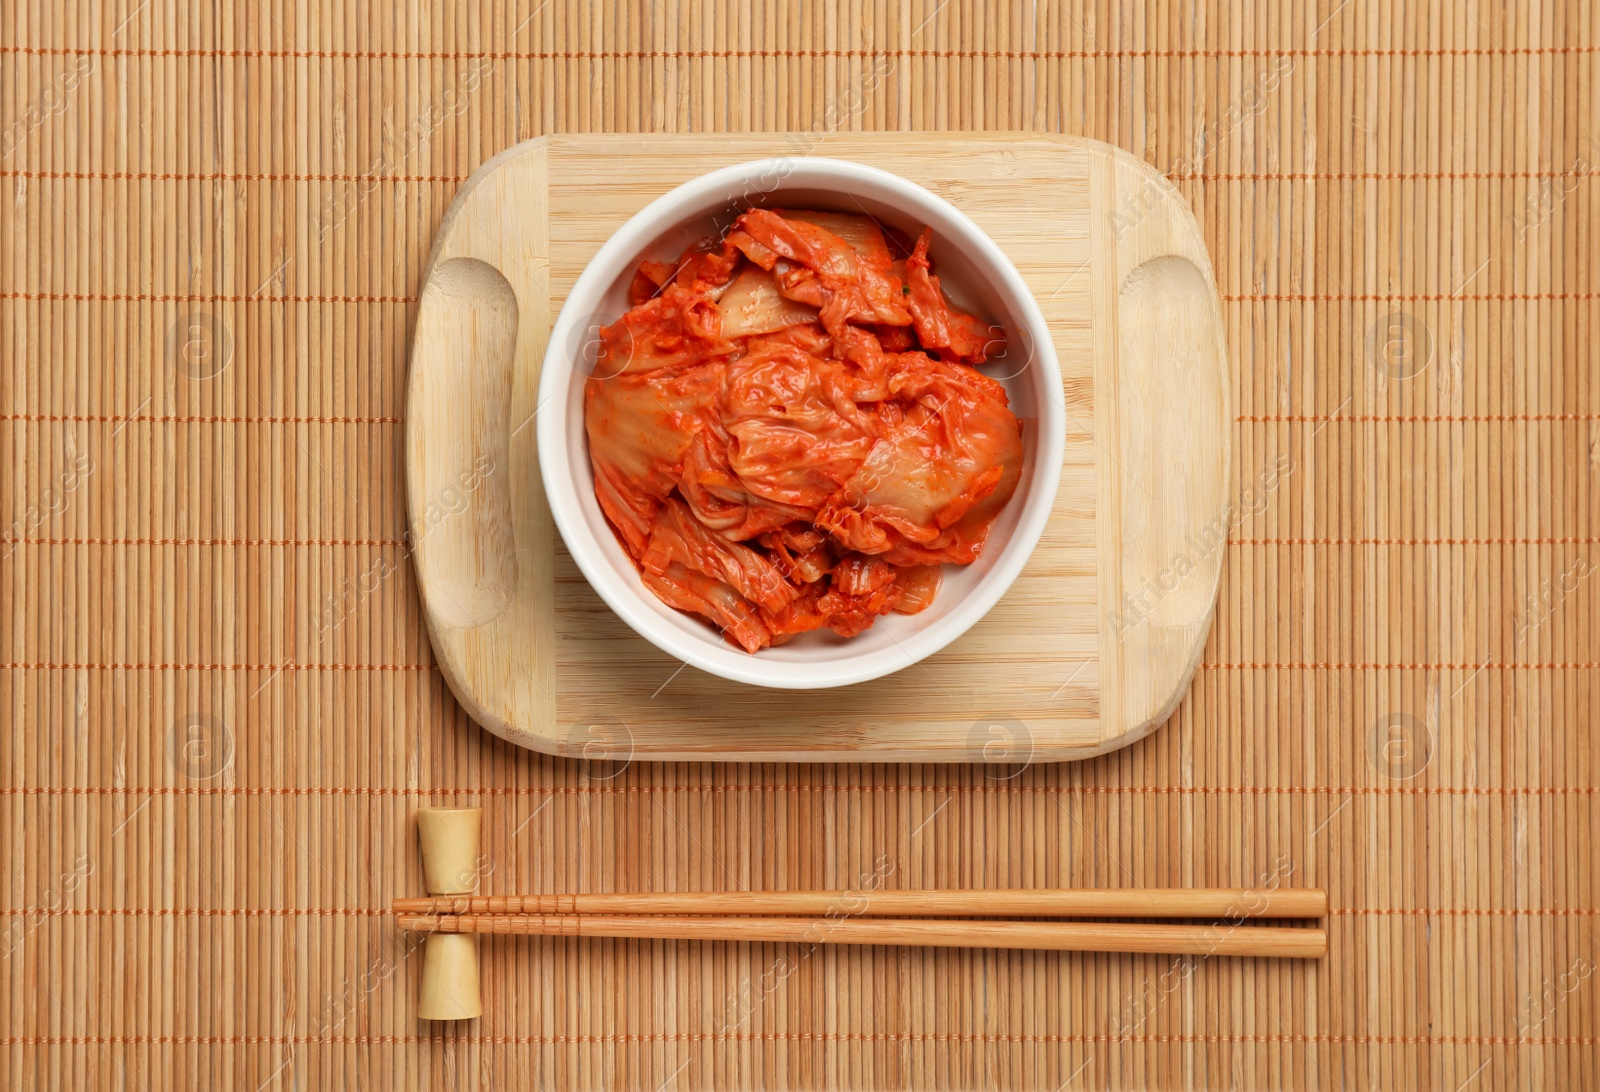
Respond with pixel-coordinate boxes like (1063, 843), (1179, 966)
(1239, 413), (1599, 422)
(4, 907), (389, 917)
(1, 1031), (1592, 1046)
(1173, 169), (1600, 181)
(1, 662), (433, 671)
(4, 44), (1597, 59)
(1, 292), (412, 304)
(0, 168), (466, 183)
(5, 167), (1593, 184)
(1329, 907), (1600, 917)
(10, 905), (1594, 918)
(1203, 662), (1594, 670)
(2, 537), (404, 548)
(1, 412), (400, 425)
(5, 785), (1593, 797)
(1222, 292), (1600, 301)
(1231, 537), (1598, 546)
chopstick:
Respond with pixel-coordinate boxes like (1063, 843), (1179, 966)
(397, 912), (1327, 959)
(392, 887), (1327, 920)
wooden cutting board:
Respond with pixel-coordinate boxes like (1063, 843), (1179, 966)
(405, 133), (1229, 763)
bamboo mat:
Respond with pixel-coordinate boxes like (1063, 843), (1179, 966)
(2, 1), (1596, 1089)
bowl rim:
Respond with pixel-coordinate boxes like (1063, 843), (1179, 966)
(536, 155), (1066, 689)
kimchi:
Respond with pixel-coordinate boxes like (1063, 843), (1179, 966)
(585, 207), (1024, 653)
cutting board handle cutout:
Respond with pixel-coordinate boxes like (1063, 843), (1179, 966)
(1115, 254), (1228, 629)
(409, 257), (520, 629)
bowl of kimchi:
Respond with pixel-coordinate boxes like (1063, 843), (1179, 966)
(538, 157), (1064, 689)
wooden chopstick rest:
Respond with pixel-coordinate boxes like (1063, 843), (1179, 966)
(398, 912), (1326, 960)
(417, 806), (482, 897)
(414, 807), (484, 1021)
(394, 887), (1327, 920)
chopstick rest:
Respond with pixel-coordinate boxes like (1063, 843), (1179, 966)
(414, 807), (484, 1021)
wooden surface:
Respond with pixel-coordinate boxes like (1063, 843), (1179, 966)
(2, 2), (1597, 1090)
(408, 132), (1229, 761)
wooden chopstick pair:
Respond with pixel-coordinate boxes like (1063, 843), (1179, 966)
(400, 811), (1328, 1020)
(393, 887), (1329, 960)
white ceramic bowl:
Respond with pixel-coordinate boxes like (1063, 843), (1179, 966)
(537, 157), (1065, 689)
